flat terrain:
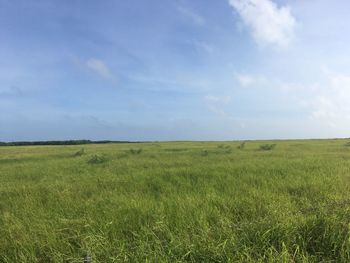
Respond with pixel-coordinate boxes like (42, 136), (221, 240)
(1, 140), (350, 262)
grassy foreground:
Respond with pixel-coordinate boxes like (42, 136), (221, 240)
(1, 140), (350, 262)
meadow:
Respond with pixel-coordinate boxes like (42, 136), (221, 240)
(1, 139), (350, 262)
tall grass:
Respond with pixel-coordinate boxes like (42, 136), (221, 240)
(0, 140), (350, 262)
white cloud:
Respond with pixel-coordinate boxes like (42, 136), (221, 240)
(311, 97), (336, 120)
(228, 0), (296, 48)
(177, 6), (205, 26)
(310, 73), (350, 127)
(234, 72), (313, 93)
(235, 68), (350, 130)
(235, 73), (259, 87)
(205, 95), (231, 104)
(204, 95), (232, 116)
(193, 40), (215, 54)
(86, 58), (112, 79)
(235, 72), (270, 88)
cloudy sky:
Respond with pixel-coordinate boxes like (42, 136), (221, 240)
(1, 0), (350, 141)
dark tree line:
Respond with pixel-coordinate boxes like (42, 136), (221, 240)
(0, 140), (135, 146)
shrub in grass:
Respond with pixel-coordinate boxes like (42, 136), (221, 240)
(218, 145), (232, 152)
(201, 150), (209, 156)
(344, 142), (350, 147)
(73, 148), (85, 157)
(259, 144), (276, 151)
(237, 142), (246, 150)
(222, 145), (232, 153)
(130, 148), (143, 154)
(87, 154), (107, 164)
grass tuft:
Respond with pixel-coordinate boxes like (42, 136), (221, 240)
(259, 144), (277, 151)
(87, 154), (108, 164)
(237, 141), (246, 150)
(73, 148), (85, 157)
(129, 148), (143, 154)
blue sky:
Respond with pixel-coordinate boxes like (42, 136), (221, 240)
(1, 0), (350, 141)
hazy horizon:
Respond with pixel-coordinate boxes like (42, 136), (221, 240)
(2, 0), (350, 141)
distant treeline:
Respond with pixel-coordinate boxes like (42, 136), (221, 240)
(0, 140), (135, 146)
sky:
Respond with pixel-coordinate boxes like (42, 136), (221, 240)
(1, 0), (350, 141)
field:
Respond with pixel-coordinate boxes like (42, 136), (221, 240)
(1, 139), (350, 262)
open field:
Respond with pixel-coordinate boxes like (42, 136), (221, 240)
(1, 139), (350, 262)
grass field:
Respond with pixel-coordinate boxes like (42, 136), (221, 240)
(1, 139), (350, 262)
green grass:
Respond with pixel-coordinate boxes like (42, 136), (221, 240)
(1, 139), (350, 262)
